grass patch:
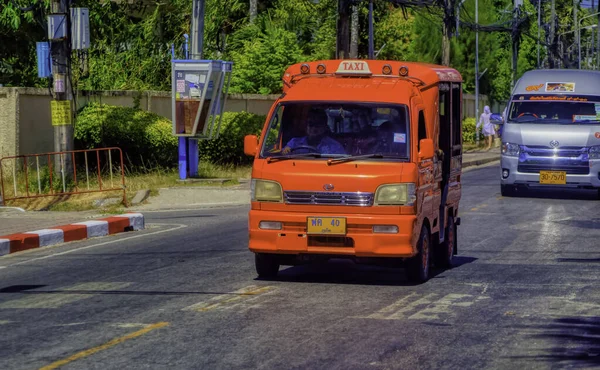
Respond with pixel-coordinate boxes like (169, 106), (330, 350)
(3, 163), (251, 212)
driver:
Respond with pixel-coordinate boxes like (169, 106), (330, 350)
(282, 110), (346, 155)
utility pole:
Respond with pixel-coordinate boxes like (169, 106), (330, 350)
(190, 0), (205, 59)
(549, 0), (556, 68)
(442, 0), (452, 66)
(475, 0), (479, 145)
(51, 0), (74, 177)
(575, 0), (579, 68)
(337, 0), (351, 59)
(368, 0), (374, 59)
(350, 4), (359, 58)
(537, 0), (541, 67)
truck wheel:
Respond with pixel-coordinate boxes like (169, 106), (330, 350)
(406, 225), (431, 283)
(255, 253), (280, 278)
(501, 184), (515, 197)
(436, 216), (456, 269)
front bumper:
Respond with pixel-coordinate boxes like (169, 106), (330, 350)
(248, 210), (417, 258)
(501, 155), (600, 188)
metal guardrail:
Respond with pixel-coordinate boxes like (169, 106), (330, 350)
(0, 147), (127, 206)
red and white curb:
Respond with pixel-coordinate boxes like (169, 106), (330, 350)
(0, 213), (144, 256)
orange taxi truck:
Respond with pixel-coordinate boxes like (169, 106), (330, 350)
(243, 60), (463, 283)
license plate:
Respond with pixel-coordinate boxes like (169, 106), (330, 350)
(539, 171), (566, 185)
(307, 217), (346, 235)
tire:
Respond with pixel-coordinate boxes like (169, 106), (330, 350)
(597, 188), (600, 201)
(501, 184), (515, 197)
(436, 215), (456, 269)
(255, 253), (280, 278)
(406, 225), (431, 283)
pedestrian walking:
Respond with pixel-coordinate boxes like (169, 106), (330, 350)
(476, 105), (495, 150)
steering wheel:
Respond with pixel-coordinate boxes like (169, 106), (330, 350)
(290, 145), (319, 153)
(517, 112), (539, 118)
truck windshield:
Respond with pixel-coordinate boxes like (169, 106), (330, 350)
(260, 102), (410, 160)
(508, 95), (600, 124)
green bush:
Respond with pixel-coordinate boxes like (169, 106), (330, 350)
(199, 112), (267, 165)
(462, 117), (477, 143)
(75, 103), (177, 168)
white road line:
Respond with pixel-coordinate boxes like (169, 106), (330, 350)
(0, 223), (187, 269)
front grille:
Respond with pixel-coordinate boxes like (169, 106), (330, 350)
(518, 145), (590, 175)
(522, 145), (587, 157)
(517, 164), (590, 175)
(284, 191), (374, 206)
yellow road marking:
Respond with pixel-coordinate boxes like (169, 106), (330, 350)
(39, 322), (169, 370)
(184, 285), (275, 312)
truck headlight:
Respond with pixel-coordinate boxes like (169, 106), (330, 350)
(502, 142), (521, 157)
(251, 179), (283, 202)
(374, 183), (416, 206)
(589, 146), (600, 160)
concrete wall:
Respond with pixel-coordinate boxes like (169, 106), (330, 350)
(0, 89), (18, 159)
(0, 87), (491, 158)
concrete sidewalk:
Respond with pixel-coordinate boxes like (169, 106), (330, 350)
(463, 147), (500, 168)
(0, 209), (105, 237)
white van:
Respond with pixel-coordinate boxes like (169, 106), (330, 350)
(501, 69), (600, 198)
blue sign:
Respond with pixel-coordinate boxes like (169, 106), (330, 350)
(36, 42), (52, 78)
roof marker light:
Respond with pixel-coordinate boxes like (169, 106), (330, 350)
(399, 66), (409, 76)
(382, 64), (392, 75)
(300, 64), (310, 74)
(316, 64), (326, 74)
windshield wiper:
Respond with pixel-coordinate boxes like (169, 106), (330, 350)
(266, 152), (322, 163)
(327, 153), (406, 165)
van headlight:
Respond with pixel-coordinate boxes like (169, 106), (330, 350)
(590, 146), (600, 160)
(251, 179), (283, 202)
(374, 183), (416, 206)
(502, 142), (521, 157)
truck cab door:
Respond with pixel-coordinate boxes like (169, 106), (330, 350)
(414, 104), (435, 229)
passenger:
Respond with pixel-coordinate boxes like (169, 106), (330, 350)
(356, 121), (407, 155)
(282, 111), (346, 155)
(375, 121), (407, 155)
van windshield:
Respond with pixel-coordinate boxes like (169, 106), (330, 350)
(508, 95), (600, 124)
(259, 102), (410, 160)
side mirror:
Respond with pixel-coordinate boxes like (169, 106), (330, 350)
(418, 138), (434, 160)
(244, 135), (259, 157)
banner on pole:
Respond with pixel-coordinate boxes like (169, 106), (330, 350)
(51, 100), (72, 126)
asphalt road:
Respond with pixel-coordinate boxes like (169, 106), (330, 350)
(1, 164), (599, 370)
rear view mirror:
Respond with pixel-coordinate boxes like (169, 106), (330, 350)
(244, 135), (259, 156)
(418, 138), (434, 160)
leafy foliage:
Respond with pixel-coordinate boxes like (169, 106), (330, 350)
(0, 0), (589, 106)
(74, 103), (177, 168)
(462, 117), (477, 143)
(199, 111), (266, 165)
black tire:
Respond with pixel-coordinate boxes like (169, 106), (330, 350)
(406, 225), (431, 283)
(255, 253), (280, 278)
(501, 184), (515, 197)
(436, 215), (456, 269)
(597, 188), (600, 201)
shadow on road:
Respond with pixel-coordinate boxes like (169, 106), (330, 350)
(261, 256), (477, 286)
(553, 218), (600, 230)
(505, 188), (599, 201)
(510, 316), (600, 367)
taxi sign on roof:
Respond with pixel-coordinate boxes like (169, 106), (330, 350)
(336, 60), (372, 75)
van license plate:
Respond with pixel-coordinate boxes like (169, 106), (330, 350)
(539, 171), (566, 185)
(307, 217), (346, 235)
